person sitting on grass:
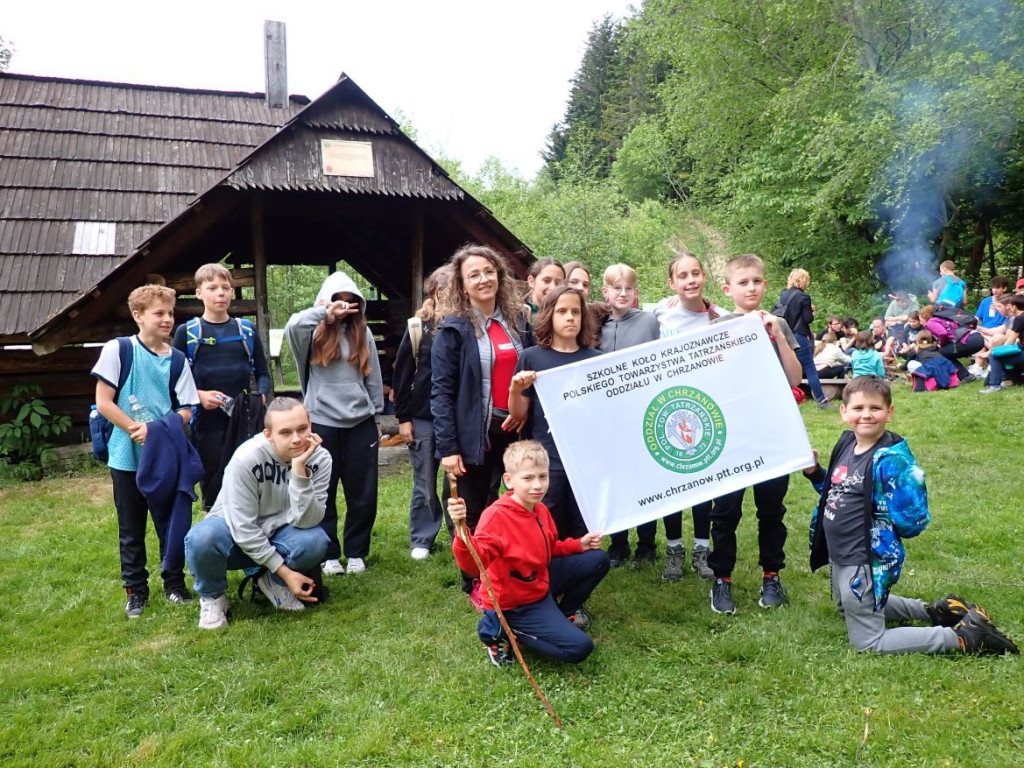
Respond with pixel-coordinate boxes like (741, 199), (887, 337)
(447, 440), (610, 666)
(850, 330), (885, 379)
(813, 332), (851, 379)
(980, 294), (1024, 394)
(184, 398), (331, 630)
(802, 376), (1018, 655)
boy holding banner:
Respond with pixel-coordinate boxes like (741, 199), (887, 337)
(707, 255), (803, 614)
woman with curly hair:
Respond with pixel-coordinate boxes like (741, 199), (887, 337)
(431, 244), (534, 601)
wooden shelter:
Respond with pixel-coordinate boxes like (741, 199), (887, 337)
(0, 71), (533, 436)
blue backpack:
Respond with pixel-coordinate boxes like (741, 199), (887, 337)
(90, 338), (186, 462)
(183, 317), (256, 371)
(936, 275), (966, 308)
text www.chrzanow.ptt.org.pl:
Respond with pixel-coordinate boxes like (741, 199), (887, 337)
(637, 456), (765, 507)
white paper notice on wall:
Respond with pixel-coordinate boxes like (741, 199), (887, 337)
(321, 140), (374, 178)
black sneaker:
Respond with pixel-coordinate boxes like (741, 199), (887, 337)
(926, 594), (986, 627)
(710, 578), (735, 615)
(567, 606), (592, 631)
(630, 547), (657, 570)
(165, 586), (194, 604)
(124, 588), (148, 619)
(486, 642), (514, 667)
(661, 544), (685, 581)
(758, 574), (786, 608)
(954, 608), (1019, 655)
(607, 547), (629, 569)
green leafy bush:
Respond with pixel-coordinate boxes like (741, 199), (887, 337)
(0, 385), (72, 481)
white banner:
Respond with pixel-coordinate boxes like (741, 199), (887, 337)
(532, 313), (813, 534)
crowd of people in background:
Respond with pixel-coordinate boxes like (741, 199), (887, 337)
(91, 250), (1021, 661)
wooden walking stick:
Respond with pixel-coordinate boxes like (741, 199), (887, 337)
(447, 471), (562, 729)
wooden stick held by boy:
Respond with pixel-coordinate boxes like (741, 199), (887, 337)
(447, 470), (563, 729)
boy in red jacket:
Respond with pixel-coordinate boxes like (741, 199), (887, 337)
(448, 440), (610, 666)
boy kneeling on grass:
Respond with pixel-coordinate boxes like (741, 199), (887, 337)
(448, 440), (610, 666)
(184, 398), (331, 630)
(803, 376), (1017, 655)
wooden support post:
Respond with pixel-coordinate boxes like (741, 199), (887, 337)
(411, 202), (424, 309)
(251, 196), (273, 396)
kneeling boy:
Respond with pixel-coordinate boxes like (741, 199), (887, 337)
(448, 441), (610, 666)
(184, 398), (331, 629)
(804, 376), (1017, 655)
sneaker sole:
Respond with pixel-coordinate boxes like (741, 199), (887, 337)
(710, 592), (735, 615)
(758, 598), (784, 609)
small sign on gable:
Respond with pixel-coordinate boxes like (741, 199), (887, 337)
(321, 139), (374, 178)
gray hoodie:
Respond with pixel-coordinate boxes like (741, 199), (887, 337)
(209, 433), (332, 573)
(600, 308), (660, 352)
(285, 272), (384, 428)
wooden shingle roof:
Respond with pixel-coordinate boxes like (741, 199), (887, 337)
(0, 73), (309, 340)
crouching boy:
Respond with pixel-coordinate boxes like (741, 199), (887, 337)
(184, 398), (331, 630)
(803, 376), (1017, 655)
(448, 441), (610, 666)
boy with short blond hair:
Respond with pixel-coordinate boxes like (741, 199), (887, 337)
(92, 284), (200, 617)
(803, 377), (1017, 655)
(172, 263), (272, 509)
(928, 260), (967, 308)
(707, 254), (802, 614)
(448, 440), (610, 666)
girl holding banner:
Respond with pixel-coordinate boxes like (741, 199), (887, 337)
(650, 251), (721, 581)
(508, 284), (601, 540)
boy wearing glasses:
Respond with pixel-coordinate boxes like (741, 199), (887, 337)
(598, 264), (661, 568)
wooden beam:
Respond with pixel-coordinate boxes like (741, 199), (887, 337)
(251, 196), (273, 395)
(160, 268), (256, 293)
(410, 201), (424, 309)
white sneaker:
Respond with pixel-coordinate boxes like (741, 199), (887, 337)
(346, 557), (366, 574)
(411, 547), (430, 561)
(321, 559), (345, 576)
(256, 571), (305, 611)
(198, 594), (229, 630)
(968, 363), (985, 377)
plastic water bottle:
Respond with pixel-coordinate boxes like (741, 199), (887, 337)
(127, 395), (156, 423)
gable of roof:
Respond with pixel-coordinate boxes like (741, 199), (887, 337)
(0, 72), (309, 341)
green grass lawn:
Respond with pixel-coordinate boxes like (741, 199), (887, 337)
(2, 381), (1022, 767)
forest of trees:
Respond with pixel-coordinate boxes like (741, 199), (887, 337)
(459, 0), (1024, 318)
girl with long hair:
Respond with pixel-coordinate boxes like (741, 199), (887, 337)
(392, 265), (451, 560)
(524, 257), (565, 321)
(508, 284), (601, 541)
(285, 272), (383, 576)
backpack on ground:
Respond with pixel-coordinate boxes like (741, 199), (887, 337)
(90, 338), (186, 462)
(935, 275), (966, 308)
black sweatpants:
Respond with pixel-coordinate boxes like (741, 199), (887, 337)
(707, 474), (789, 579)
(110, 468), (185, 593)
(193, 424), (227, 511)
(315, 417), (379, 561)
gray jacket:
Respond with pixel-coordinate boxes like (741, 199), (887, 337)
(285, 272), (384, 428)
(600, 308), (660, 352)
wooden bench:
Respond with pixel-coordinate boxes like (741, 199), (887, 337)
(804, 378), (849, 401)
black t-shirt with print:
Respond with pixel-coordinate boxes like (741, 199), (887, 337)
(822, 439), (875, 565)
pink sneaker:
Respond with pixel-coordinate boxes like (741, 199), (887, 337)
(467, 579), (486, 612)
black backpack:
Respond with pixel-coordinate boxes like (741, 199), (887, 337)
(932, 304), (977, 330)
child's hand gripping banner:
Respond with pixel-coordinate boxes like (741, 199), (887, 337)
(532, 313), (814, 534)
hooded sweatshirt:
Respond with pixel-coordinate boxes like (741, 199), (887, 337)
(599, 308), (660, 353)
(452, 490), (585, 611)
(285, 272), (384, 428)
(208, 432), (332, 573)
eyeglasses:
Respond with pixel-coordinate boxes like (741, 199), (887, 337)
(464, 268), (498, 284)
(606, 285), (635, 295)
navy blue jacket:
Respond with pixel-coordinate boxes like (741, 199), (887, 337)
(430, 313), (532, 465)
(136, 413), (204, 571)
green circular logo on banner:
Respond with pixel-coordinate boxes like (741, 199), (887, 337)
(643, 386), (726, 473)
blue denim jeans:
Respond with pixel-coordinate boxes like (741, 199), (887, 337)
(185, 515), (329, 598)
(986, 348), (1024, 387)
(407, 417), (443, 549)
(796, 333), (827, 403)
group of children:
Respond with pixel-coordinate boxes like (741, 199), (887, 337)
(91, 253), (1018, 665)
